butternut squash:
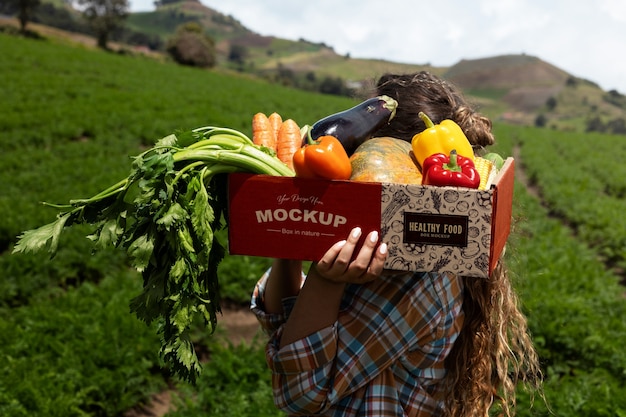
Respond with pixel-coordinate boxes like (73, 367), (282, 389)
(349, 137), (422, 184)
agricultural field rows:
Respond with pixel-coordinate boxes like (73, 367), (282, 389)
(492, 126), (626, 416)
(1, 33), (625, 416)
(507, 125), (626, 272)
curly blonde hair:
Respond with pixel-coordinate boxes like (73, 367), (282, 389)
(373, 72), (544, 416)
(444, 261), (543, 417)
(374, 71), (495, 150)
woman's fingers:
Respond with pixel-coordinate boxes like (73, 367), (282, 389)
(317, 227), (361, 275)
(368, 241), (388, 277)
(350, 230), (379, 272)
(334, 227), (363, 270)
(316, 227), (388, 283)
(350, 231), (387, 281)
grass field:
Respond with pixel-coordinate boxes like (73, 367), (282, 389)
(1, 32), (625, 416)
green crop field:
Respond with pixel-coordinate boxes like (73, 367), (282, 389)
(1, 33), (625, 416)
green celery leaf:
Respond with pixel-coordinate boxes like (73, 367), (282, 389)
(174, 129), (201, 148)
(160, 334), (201, 384)
(88, 217), (122, 249)
(172, 298), (194, 334)
(12, 212), (72, 255)
(155, 133), (179, 147)
(142, 152), (174, 179)
(191, 179), (214, 245)
(170, 257), (188, 284)
(156, 202), (188, 230)
(129, 264), (168, 325)
(127, 234), (154, 272)
(176, 225), (196, 255)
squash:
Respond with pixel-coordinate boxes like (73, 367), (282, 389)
(349, 137), (423, 184)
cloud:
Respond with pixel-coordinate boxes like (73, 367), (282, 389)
(600, 0), (626, 22)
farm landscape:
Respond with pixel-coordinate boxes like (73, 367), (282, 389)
(1, 17), (626, 417)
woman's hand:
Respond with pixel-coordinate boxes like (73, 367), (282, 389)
(313, 227), (388, 284)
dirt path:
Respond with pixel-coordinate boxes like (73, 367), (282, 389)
(218, 305), (263, 345)
(124, 306), (261, 417)
(0, 17), (163, 58)
(512, 145), (541, 199)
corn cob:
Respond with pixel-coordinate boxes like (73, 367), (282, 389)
(474, 156), (496, 190)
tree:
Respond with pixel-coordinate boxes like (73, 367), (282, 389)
(319, 76), (351, 96)
(228, 44), (248, 66)
(565, 76), (578, 87)
(76, 0), (129, 49)
(4, 0), (41, 33)
(603, 89), (626, 109)
(534, 114), (547, 128)
(607, 117), (626, 135)
(166, 22), (216, 68)
(586, 116), (606, 133)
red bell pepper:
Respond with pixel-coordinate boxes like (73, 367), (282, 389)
(421, 149), (480, 189)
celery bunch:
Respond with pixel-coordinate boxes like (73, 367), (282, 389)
(13, 126), (294, 382)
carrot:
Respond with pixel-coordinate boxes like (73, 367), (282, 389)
(277, 119), (302, 170)
(268, 112), (283, 143)
(252, 112), (276, 150)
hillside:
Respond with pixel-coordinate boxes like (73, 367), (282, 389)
(445, 54), (569, 111)
(442, 55), (626, 129)
(443, 55), (570, 124)
(126, 1), (626, 131)
(126, 1), (437, 79)
(4, 0), (626, 133)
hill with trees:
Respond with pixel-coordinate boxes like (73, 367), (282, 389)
(2, 0), (625, 133)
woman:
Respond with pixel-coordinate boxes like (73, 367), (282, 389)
(251, 71), (543, 416)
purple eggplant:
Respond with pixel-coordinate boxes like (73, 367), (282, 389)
(309, 95), (398, 156)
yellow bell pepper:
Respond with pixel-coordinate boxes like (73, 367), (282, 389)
(411, 112), (475, 167)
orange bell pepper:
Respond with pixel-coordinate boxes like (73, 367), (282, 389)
(293, 135), (352, 180)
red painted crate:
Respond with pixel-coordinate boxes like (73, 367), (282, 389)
(228, 158), (515, 278)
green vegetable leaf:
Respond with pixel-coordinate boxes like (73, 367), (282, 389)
(155, 133), (179, 148)
(88, 217), (122, 249)
(161, 334), (202, 383)
(170, 257), (188, 284)
(12, 212), (72, 255)
(191, 175), (214, 246)
(127, 234), (155, 272)
(157, 202), (188, 230)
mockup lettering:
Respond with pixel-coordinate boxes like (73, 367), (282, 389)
(256, 209), (347, 228)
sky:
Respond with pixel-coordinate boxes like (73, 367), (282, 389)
(129, 0), (626, 93)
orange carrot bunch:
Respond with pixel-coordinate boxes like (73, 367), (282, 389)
(252, 112), (302, 170)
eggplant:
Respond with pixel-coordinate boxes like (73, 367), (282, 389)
(309, 95), (398, 156)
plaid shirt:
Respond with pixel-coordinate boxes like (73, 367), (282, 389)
(251, 270), (465, 417)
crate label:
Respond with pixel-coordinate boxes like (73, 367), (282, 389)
(403, 212), (469, 246)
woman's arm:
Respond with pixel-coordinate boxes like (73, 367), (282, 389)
(280, 227), (387, 347)
(264, 228), (388, 414)
(262, 258), (303, 315)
